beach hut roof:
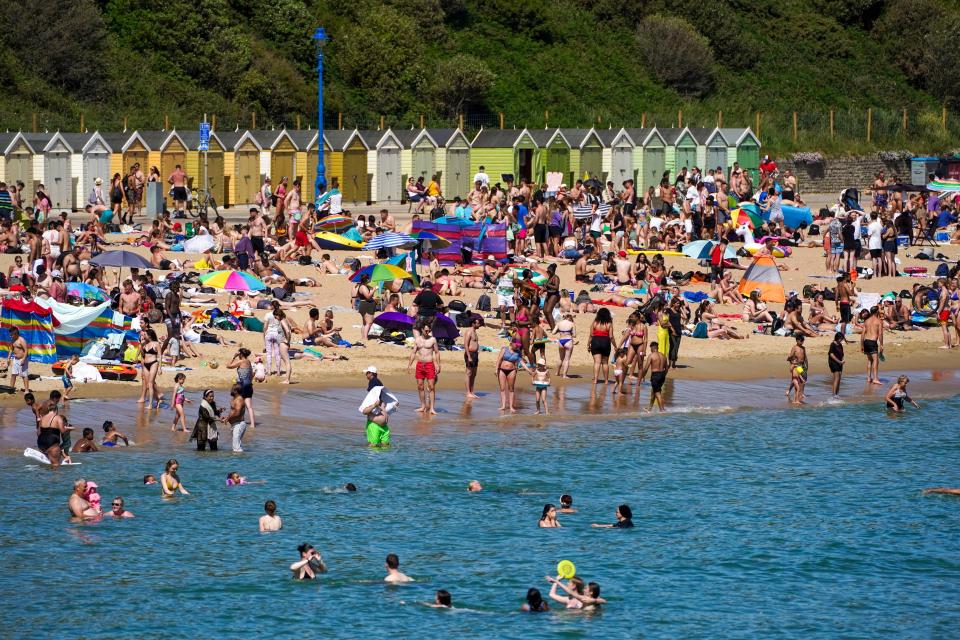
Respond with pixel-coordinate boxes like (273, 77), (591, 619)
(0, 132), (31, 155)
(38, 132), (79, 153)
(119, 131), (152, 152)
(529, 128), (569, 148)
(689, 127), (722, 145)
(179, 129), (227, 152)
(99, 131), (132, 151)
(657, 127), (695, 146)
(232, 130), (263, 151)
(425, 128), (470, 148)
(325, 129), (367, 151)
(558, 128), (602, 149)
(58, 132), (92, 152)
(261, 129), (297, 150)
(23, 132), (54, 152)
(136, 130), (170, 150)
(357, 129), (402, 149)
(596, 127), (634, 147)
(286, 129), (317, 151)
(79, 131), (112, 154)
(395, 128), (439, 149)
(623, 128), (665, 147)
(471, 128), (535, 148)
(214, 130), (243, 149)
(719, 128), (760, 146)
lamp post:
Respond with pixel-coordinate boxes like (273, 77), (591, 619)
(313, 26), (328, 200)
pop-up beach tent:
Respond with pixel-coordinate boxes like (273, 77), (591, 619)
(737, 254), (786, 303)
(0, 298), (56, 363)
(34, 299), (140, 358)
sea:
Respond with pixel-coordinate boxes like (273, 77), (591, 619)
(1, 371), (958, 639)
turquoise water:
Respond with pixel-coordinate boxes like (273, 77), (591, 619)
(2, 381), (960, 639)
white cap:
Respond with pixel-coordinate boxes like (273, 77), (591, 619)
(486, 255), (496, 260)
(363, 366), (378, 374)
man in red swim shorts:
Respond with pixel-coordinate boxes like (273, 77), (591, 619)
(408, 323), (440, 415)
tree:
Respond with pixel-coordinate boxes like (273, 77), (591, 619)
(433, 54), (495, 116)
(636, 15), (715, 97)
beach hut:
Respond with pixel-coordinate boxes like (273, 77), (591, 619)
(22, 133), (52, 203)
(37, 132), (76, 210)
(690, 128), (732, 176)
(395, 129), (437, 187)
(358, 129), (401, 204)
(286, 130), (330, 201)
(718, 128), (761, 181)
(426, 128), (471, 198)
(117, 131), (150, 180)
(66, 132), (112, 209)
(266, 130), (298, 187)
(598, 128), (636, 188)
(180, 129), (227, 205)
(625, 128), (667, 191)
(0, 132), (38, 192)
(560, 128), (604, 182)
(470, 129), (538, 185)
(659, 127), (697, 176)
(227, 130), (262, 206)
(326, 129), (369, 204)
(530, 129), (571, 185)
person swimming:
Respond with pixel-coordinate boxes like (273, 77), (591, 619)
(260, 500), (282, 531)
(559, 494), (577, 513)
(226, 471), (247, 486)
(290, 543), (326, 580)
(521, 587), (549, 612)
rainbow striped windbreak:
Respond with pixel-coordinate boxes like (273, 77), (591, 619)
(0, 298), (56, 364)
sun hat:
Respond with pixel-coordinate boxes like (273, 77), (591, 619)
(95, 177), (103, 185)
(363, 366), (378, 374)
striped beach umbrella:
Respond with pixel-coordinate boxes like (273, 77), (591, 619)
(410, 231), (452, 249)
(733, 207), (763, 229)
(572, 202), (611, 219)
(363, 232), (417, 250)
(315, 215), (355, 231)
(199, 270), (267, 291)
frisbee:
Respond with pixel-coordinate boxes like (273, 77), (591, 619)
(557, 560), (576, 579)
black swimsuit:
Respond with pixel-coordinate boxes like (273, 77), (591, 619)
(37, 426), (61, 451)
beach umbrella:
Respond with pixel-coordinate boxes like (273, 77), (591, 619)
(681, 240), (736, 261)
(199, 270), (267, 291)
(66, 282), (108, 302)
(431, 313), (460, 340)
(315, 215), (355, 231)
(372, 312), (415, 332)
(410, 231), (452, 249)
(90, 249), (152, 270)
(510, 267), (547, 285)
(733, 207), (763, 229)
(314, 231), (363, 251)
(183, 233), (216, 254)
(349, 263), (413, 284)
(363, 232), (417, 251)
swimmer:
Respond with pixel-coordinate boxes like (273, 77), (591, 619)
(559, 494), (577, 514)
(521, 588), (550, 612)
(531, 358), (550, 415)
(226, 471), (247, 486)
(592, 504), (634, 528)
(886, 375), (920, 412)
(71, 427), (99, 453)
(109, 496), (134, 518)
(344, 483), (357, 492)
(68, 478), (100, 519)
(143, 474), (156, 485)
(428, 589), (452, 608)
(290, 543), (326, 580)
(538, 503), (561, 528)
(384, 553), (414, 583)
(101, 421), (130, 447)
(259, 500), (282, 531)
(467, 480), (483, 492)
(160, 459), (189, 496)
(546, 575), (606, 610)
(923, 487), (960, 496)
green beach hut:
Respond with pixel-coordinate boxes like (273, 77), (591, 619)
(660, 127), (698, 176)
(559, 128), (604, 182)
(470, 129), (538, 185)
(625, 128), (667, 191)
(690, 128), (732, 176)
(718, 128), (761, 182)
(426, 128), (472, 199)
(530, 129), (571, 185)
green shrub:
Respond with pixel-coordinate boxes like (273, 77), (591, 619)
(636, 14), (715, 97)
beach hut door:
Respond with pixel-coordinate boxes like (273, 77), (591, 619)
(447, 149), (469, 198)
(84, 152), (110, 202)
(612, 146), (632, 186)
(707, 144), (726, 173)
(45, 152), (71, 210)
(378, 148), (401, 203)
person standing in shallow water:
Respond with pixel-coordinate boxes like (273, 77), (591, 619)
(641, 342), (668, 412)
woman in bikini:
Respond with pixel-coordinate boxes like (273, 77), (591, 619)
(541, 264), (561, 330)
(624, 313), (648, 383)
(160, 458), (189, 496)
(552, 313), (577, 378)
(514, 300), (533, 365)
(137, 328), (163, 406)
(495, 338), (528, 413)
(808, 293), (839, 331)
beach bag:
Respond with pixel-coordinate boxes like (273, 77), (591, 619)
(298, 255), (312, 266)
(692, 322), (709, 339)
(255, 190), (264, 206)
(935, 263), (949, 277)
(448, 299), (467, 313)
(476, 294), (491, 311)
(808, 224), (820, 236)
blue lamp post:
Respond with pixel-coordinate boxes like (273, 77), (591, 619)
(313, 26), (328, 200)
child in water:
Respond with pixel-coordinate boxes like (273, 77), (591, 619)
(611, 347), (629, 395)
(102, 421), (130, 446)
(531, 358), (551, 415)
(170, 373), (192, 431)
(226, 471), (247, 486)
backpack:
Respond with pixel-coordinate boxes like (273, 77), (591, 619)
(476, 294), (491, 311)
(298, 255), (313, 266)
(935, 263), (949, 277)
(255, 190), (264, 206)
(448, 299), (467, 313)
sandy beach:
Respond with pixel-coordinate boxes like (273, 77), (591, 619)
(3, 204), (957, 406)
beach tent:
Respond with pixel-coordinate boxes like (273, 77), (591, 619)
(412, 220), (507, 265)
(0, 298), (56, 364)
(737, 254), (785, 303)
(34, 299), (140, 358)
